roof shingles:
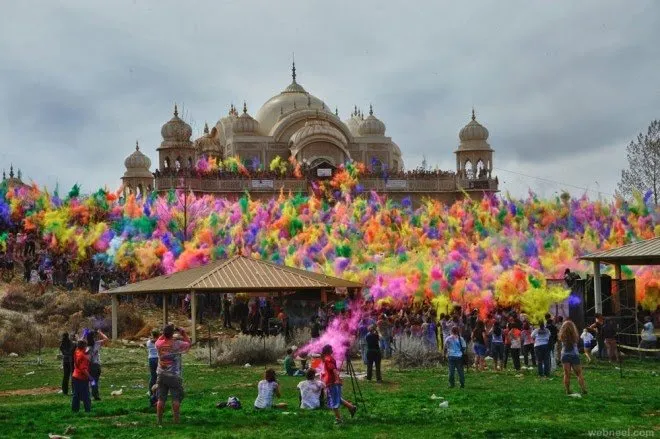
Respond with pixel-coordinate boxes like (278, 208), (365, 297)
(104, 256), (362, 295)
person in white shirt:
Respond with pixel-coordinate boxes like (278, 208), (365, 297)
(580, 328), (594, 363)
(254, 369), (287, 409)
(297, 368), (325, 409)
(639, 317), (657, 358)
(146, 330), (159, 406)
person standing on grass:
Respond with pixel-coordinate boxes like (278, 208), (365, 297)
(602, 318), (619, 363)
(86, 329), (108, 401)
(156, 324), (191, 425)
(580, 328), (594, 363)
(71, 339), (91, 413)
(490, 322), (505, 371)
(589, 314), (606, 360)
(472, 320), (487, 371)
(558, 320), (587, 395)
(321, 344), (357, 424)
(365, 325), (382, 383)
(554, 316), (564, 366)
(444, 326), (466, 388)
(545, 314), (558, 371)
(146, 329), (160, 406)
(532, 321), (551, 378)
(59, 333), (74, 395)
(639, 316), (657, 358)
(509, 327), (522, 371)
(522, 321), (536, 368)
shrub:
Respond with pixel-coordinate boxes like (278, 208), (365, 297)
(0, 288), (29, 312)
(202, 333), (289, 366)
(392, 335), (444, 368)
(34, 291), (108, 324)
(0, 309), (56, 355)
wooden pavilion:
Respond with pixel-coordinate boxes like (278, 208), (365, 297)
(103, 256), (363, 343)
(579, 236), (660, 313)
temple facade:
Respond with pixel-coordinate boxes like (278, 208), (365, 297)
(121, 64), (498, 204)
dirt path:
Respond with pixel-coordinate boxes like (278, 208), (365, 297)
(0, 386), (59, 397)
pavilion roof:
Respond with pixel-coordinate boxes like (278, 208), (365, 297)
(579, 236), (660, 266)
(103, 255), (362, 295)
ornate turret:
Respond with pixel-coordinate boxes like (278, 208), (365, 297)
(455, 109), (494, 180)
(358, 104), (386, 136)
(232, 102), (260, 135)
(122, 141), (154, 197)
(157, 104), (196, 171)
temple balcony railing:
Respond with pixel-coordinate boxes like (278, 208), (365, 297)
(154, 175), (498, 194)
(155, 176), (307, 193)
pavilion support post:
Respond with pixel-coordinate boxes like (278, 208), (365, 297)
(613, 264), (622, 314)
(191, 291), (197, 344)
(593, 260), (602, 314)
(111, 294), (119, 340)
(321, 289), (328, 304)
(163, 295), (169, 326)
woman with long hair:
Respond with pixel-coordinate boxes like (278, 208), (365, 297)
(558, 320), (587, 395)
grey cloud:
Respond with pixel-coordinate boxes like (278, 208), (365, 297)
(0, 0), (658, 199)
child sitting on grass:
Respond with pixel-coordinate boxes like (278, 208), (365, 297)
(297, 368), (325, 409)
(284, 348), (304, 376)
(254, 369), (287, 409)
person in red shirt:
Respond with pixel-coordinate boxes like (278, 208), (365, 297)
(320, 344), (356, 424)
(156, 324), (191, 425)
(71, 339), (91, 413)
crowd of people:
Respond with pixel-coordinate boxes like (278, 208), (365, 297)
(152, 162), (463, 182)
(0, 230), (132, 293)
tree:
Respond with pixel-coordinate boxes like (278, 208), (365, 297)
(618, 120), (660, 205)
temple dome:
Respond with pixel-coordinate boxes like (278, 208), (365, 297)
(254, 63), (329, 135)
(124, 141), (151, 169)
(233, 103), (260, 135)
(459, 110), (489, 142)
(161, 104), (192, 142)
(123, 142), (153, 178)
(358, 105), (386, 136)
(344, 107), (363, 136)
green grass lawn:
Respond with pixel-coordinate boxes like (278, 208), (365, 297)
(0, 348), (658, 439)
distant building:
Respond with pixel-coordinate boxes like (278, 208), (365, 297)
(1, 165), (28, 189)
(121, 63), (498, 204)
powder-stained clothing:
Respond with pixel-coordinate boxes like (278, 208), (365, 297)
(156, 336), (191, 377)
(72, 348), (90, 380)
(321, 355), (341, 386)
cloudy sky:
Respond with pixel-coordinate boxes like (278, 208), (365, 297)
(1, 0), (658, 200)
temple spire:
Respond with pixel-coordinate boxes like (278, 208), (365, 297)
(2, 170), (5, 180)
(203, 122), (209, 134)
(135, 140), (140, 151)
(369, 104), (373, 116)
(335, 107), (339, 116)
(174, 103), (179, 117)
(9, 164), (14, 179)
(471, 108), (476, 121)
(291, 53), (297, 83)
(243, 101), (248, 114)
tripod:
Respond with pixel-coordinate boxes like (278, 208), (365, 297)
(344, 355), (367, 414)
